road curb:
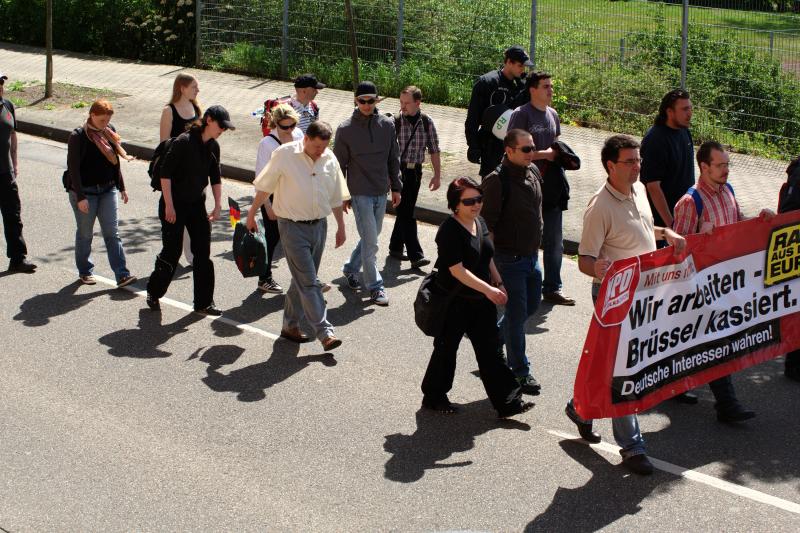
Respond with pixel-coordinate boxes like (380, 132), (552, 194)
(16, 119), (579, 255)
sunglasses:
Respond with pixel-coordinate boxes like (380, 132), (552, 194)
(357, 98), (376, 105)
(277, 122), (297, 130)
(515, 145), (535, 153)
(461, 195), (483, 206)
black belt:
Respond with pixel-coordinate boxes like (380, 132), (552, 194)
(401, 162), (422, 170)
(293, 218), (322, 225)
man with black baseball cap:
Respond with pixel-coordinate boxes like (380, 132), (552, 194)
(465, 46), (533, 178)
(291, 73), (325, 133)
(0, 70), (36, 273)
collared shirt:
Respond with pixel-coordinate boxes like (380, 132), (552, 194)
(253, 139), (349, 221)
(396, 112), (440, 165)
(290, 98), (318, 134)
(672, 179), (742, 235)
(579, 180), (656, 283)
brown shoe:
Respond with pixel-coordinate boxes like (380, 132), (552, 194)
(543, 291), (576, 306)
(280, 327), (311, 343)
(321, 335), (342, 351)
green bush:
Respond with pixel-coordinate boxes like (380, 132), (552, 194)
(0, 0), (196, 65)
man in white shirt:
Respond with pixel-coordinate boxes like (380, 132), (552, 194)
(246, 121), (350, 351)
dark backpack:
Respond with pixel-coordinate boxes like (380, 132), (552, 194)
(687, 182), (735, 217)
(260, 96), (318, 136)
(147, 137), (176, 191)
(779, 156), (800, 214)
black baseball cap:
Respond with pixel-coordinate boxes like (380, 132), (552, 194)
(294, 74), (326, 89)
(204, 105), (236, 130)
(504, 46), (534, 67)
(355, 81), (378, 97)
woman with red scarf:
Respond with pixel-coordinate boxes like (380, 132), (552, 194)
(65, 98), (136, 287)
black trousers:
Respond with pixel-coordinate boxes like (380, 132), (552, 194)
(421, 296), (521, 412)
(389, 167), (424, 261)
(0, 173), (28, 262)
(785, 350), (800, 371)
(147, 196), (214, 309)
(260, 197), (281, 280)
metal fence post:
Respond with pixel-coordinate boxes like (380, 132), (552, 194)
(681, 0), (688, 89)
(530, 0), (537, 69)
(396, 0), (404, 70)
(195, 0), (202, 66)
(769, 31), (775, 57)
(281, 0), (289, 78)
(620, 38), (625, 66)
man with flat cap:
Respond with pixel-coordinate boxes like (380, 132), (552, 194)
(465, 46), (532, 178)
(291, 74), (325, 134)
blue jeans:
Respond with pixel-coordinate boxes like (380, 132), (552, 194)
(585, 283), (645, 458)
(343, 194), (386, 291)
(495, 252), (542, 378)
(542, 208), (564, 294)
(279, 218), (334, 340)
(68, 185), (130, 282)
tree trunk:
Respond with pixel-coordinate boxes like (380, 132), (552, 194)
(45, 0), (53, 98)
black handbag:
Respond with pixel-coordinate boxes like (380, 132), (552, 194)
(414, 218), (484, 337)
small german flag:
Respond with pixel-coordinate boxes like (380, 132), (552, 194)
(228, 197), (241, 229)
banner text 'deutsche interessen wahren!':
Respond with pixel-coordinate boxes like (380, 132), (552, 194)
(573, 212), (800, 420)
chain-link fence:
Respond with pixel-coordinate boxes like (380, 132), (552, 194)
(198, 0), (531, 107)
(536, 0), (800, 167)
(199, 0), (800, 164)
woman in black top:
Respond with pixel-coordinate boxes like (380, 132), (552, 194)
(145, 105), (233, 316)
(421, 177), (533, 418)
(160, 74), (202, 266)
(66, 98), (136, 287)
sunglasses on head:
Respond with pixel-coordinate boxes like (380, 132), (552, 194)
(357, 98), (376, 105)
(277, 122), (296, 130)
(461, 195), (483, 206)
(515, 145), (535, 153)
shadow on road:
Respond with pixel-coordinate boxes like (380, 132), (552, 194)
(383, 400), (531, 483)
(13, 281), (133, 327)
(196, 339), (337, 402)
(524, 440), (670, 532)
(98, 308), (205, 358)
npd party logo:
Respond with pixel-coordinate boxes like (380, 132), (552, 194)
(596, 257), (640, 327)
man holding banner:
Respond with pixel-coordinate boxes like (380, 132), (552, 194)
(671, 141), (773, 423)
(565, 134), (685, 476)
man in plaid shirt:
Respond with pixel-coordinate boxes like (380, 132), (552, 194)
(673, 140), (773, 423)
(388, 86), (442, 269)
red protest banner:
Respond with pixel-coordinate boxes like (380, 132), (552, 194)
(573, 211), (800, 420)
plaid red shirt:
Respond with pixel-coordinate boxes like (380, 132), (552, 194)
(396, 112), (440, 164)
(672, 179), (743, 235)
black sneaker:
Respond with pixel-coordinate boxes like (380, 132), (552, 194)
(258, 277), (284, 294)
(498, 400), (534, 418)
(196, 303), (223, 316)
(344, 272), (362, 291)
(716, 404), (756, 423)
(9, 258), (37, 273)
(146, 294), (160, 311)
(518, 374), (541, 395)
(389, 250), (408, 261)
(622, 454), (654, 476)
(410, 257), (431, 269)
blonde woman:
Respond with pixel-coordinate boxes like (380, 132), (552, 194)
(253, 104), (302, 293)
(65, 98), (136, 287)
(160, 73), (201, 266)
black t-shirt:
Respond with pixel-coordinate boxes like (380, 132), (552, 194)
(0, 98), (16, 175)
(434, 216), (494, 299)
(640, 124), (695, 227)
(161, 130), (221, 204)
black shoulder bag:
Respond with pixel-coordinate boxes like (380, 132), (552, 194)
(414, 218), (484, 337)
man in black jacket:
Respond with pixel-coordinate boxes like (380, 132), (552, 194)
(464, 46), (531, 178)
(481, 129), (544, 396)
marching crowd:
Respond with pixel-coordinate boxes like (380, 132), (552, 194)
(1, 43), (798, 477)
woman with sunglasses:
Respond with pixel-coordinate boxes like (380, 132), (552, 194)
(252, 104), (303, 294)
(420, 176), (534, 418)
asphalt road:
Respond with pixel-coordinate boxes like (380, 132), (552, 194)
(1, 134), (798, 532)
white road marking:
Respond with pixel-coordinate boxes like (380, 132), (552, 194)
(92, 273), (280, 341)
(548, 429), (800, 515)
